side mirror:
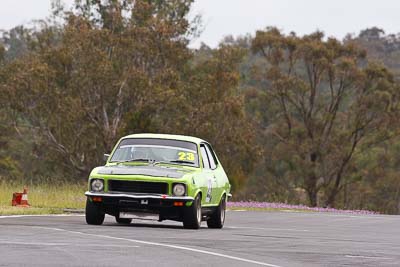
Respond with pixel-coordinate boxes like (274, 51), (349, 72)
(103, 153), (110, 162)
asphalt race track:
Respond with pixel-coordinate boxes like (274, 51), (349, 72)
(0, 211), (399, 267)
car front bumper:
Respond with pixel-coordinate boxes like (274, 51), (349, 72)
(85, 191), (194, 201)
(85, 191), (194, 221)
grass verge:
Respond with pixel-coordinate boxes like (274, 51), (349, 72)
(227, 206), (307, 212)
(0, 206), (64, 215)
(0, 182), (377, 216)
(227, 201), (378, 215)
(0, 182), (86, 215)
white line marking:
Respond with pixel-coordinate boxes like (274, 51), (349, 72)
(345, 255), (393, 260)
(280, 210), (302, 212)
(33, 226), (281, 267)
(0, 214), (84, 219)
(228, 209), (247, 212)
(228, 226), (310, 232)
(0, 241), (139, 248)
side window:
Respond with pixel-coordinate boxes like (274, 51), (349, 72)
(205, 144), (218, 170)
(200, 145), (211, 169)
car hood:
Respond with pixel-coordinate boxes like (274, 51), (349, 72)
(96, 165), (195, 178)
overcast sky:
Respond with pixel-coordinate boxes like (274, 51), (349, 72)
(1, 0), (399, 48)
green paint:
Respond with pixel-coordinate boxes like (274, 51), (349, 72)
(86, 134), (231, 221)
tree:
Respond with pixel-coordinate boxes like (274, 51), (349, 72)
(132, 43), (259, 189)
(346, 28), (400, 79)
(0, 44), (20, 180)
(0, 26), (32, 61)
(178, 45), (259, 189)
(1, 0), (196, 177)
(251, 28), (398, 207)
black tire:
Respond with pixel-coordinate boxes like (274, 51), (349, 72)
(183, 194), (202, 229)
(85, 198), (105, 225)
(115, 215), (132, 225)
(207, 195), (226, 229)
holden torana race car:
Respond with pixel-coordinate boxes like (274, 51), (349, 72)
(85, 133), (231, 229)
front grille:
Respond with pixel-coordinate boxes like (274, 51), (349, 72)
(108, 180), (168, 194)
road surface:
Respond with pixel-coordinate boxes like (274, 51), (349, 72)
(0, 211), (399, 266)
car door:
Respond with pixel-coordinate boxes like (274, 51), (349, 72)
(199, 144), (217, 206)
(204, 143), (223, 205)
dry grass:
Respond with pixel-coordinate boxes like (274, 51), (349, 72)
(0, 206), (64, 215)
(0, 182), (86, 215)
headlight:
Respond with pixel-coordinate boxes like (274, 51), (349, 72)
(173, 184), (186, 196)
(91, 179), (104, 192)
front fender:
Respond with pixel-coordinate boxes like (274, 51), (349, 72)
(192, 188), (202, 200)
(185, 188), (202, 207)
(217, 190), (230, 203)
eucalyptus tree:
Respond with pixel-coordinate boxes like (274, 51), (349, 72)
(2, 0), (197, 176)
(251, 28), (399, 206)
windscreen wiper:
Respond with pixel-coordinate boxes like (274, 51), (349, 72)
(116, 158), (151, 165)
(168, 160), (195, 165)
(153, 160), (195, 166)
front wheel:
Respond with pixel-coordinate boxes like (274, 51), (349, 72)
(85, 198), (105, 225)
(183, 194), (202, 229)
(207, 195), (226, 229)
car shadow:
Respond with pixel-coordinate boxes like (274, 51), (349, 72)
(103, 221), (185, 230)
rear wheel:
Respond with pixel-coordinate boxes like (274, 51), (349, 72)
(183, 194), (202, 229)
(85, 198), (105, 225)
(207, 195), (226, 229)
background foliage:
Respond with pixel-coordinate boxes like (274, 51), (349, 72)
(1, 1), (400, 213)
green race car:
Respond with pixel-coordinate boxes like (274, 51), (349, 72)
(85, 133), (231, 229)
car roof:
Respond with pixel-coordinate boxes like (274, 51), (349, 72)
(121, 133), (208, 145)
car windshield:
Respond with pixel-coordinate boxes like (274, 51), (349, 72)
(110, 138), (199, 167)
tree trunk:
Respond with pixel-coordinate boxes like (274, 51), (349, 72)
(343, 183), (348, 209)
(325, 190), (337, 208)
(306, 153), (319, 207)
(397, 197), (400, 215)
(307, 188), (318, 207)
(306, 172), (318, 207)
(325, 171), (344, 207)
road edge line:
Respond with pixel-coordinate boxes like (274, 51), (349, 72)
(0, 214), (84, 219)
